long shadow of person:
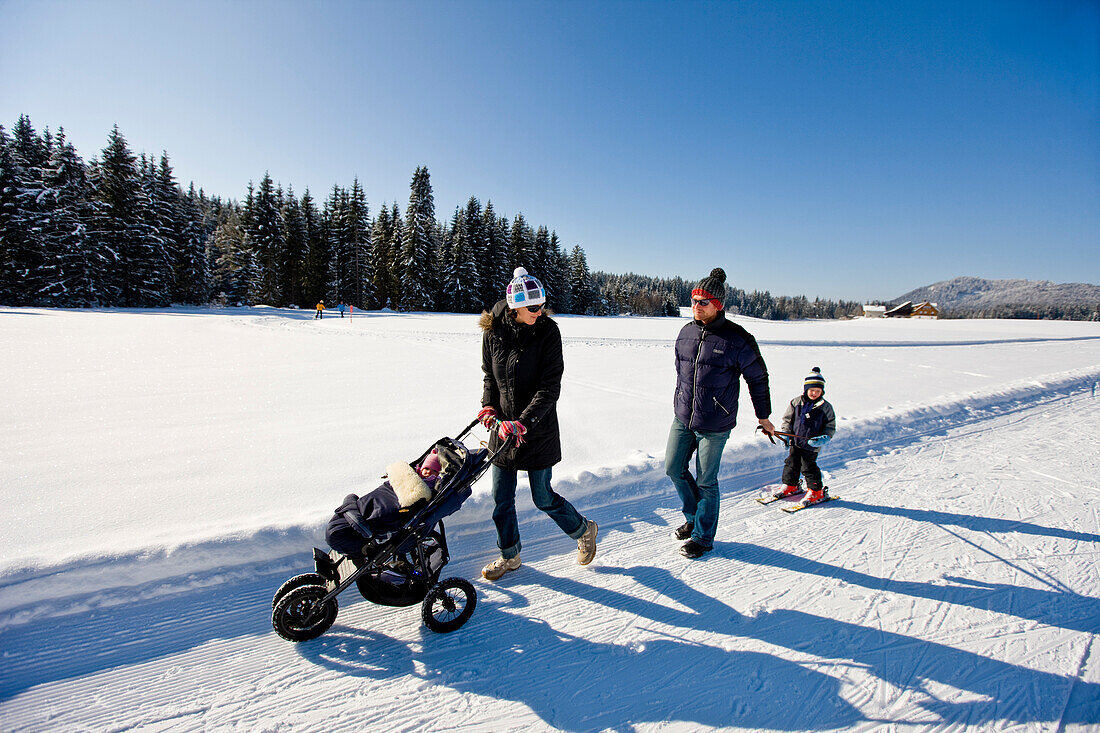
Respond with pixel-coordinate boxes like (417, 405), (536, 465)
(842, 500), (1100, 545)
(302, 584), (863, 732)
(583, 564), (1100, 727)
(724, 541), (1100, 635)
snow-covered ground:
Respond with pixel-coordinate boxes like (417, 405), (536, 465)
(1, 306), (1098, 731)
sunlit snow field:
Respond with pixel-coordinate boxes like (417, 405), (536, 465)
(1, 306), (1099, 731)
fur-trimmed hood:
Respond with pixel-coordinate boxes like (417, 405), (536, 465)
(385, 461), (433, 506)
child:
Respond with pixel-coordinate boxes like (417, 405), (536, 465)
(325, 449), (443, 560)
(775, 367), (836, 506)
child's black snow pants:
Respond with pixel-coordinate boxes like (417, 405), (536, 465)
(782, 445), (823, 491)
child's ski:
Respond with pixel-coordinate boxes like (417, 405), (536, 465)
(781, 494), (840, 513)
(755, 483), (804, 505)
(756, 491), (803, 505)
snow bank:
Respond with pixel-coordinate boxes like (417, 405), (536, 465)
(3, 361), (1096, 628)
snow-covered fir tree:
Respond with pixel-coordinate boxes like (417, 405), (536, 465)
(0, 117), (48, 304)
(546, 231), (571, 313)
(37, 129), (109, 306)
(399, 166), (436, 311)
(569, 245), (595, 315)
(299, 189), (329, 306)
(479, 201), (508, 308)
(279, 186), (308, 307)
(461, 196), (486, 310)
(242, 173), (284, 305)
(175, 184), (210, 305)
(93, 126), (167, 306)
(347, 178), (373, 309)
(509, 213), (533, 275)
(447, 206), (480, 312)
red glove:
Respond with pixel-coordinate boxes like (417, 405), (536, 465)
(477, 406), (498, 429)
(498, 420), (527, 445)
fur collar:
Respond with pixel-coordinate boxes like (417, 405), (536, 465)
(386, 461), (432, 506)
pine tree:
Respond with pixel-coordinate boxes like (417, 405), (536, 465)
(569, 245), (595, 314)
(150, 153), (189, 303)
(546, 231), (571, 313)
(347, 178), (373, 308)
(92, 125), (166, 306)
(447, 206), (480, 312)
(37, 129), (108, 305)
(479, 201), (508, 308)
(176, 184), (210, 304)
(532, 225), (551, 282)
(324, 185), (351, 307)
(244, 172), (285, 304)
(387, 202), (403, 306)
(370, 203), (395, 309)
(210, 205), (252, 305)
(280, 186), (308, 307)
(399, 166), (436, 311)
(509, 213), (533, 273)
(462, 196), (486, 309)
(299, 189), (329, 305)
(1, 117), (48, 303)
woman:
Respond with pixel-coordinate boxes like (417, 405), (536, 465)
(477, 267), (598, 581)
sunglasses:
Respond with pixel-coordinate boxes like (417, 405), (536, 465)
(691, 298), (716, 307)
(525, 304), (543, 313)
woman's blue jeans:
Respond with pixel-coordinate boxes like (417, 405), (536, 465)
(665, 417), (730, 549)
(491, 465), (587, 559)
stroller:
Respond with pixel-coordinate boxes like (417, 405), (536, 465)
(271, 419), (506, 642)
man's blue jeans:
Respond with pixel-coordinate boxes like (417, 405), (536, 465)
(665, 417), (731, 549)
(491, 465), (588, 559)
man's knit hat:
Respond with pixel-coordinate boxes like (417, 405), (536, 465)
(692, 268), (728, 308)
(506, 267), (547, 309)
(803, 367), (826, 394)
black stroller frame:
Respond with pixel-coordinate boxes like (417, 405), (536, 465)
(272, 419), (509, 641)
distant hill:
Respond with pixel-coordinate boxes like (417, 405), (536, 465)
(892, 277), (1100, 311)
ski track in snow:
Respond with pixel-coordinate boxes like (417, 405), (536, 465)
(2, 382), (1100, 730)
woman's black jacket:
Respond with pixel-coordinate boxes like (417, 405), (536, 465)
(480, 299), (563, 470)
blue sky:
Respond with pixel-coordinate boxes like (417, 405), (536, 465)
(2, 0), (1097, 300)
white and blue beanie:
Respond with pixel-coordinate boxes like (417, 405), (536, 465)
(803, 367), (826, 394)
(506, 267), (547, 309)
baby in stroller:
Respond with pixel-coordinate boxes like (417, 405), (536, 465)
(272, 422), (502, 642)
(325, 449), (443, 560)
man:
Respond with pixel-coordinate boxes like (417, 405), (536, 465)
(666, 267), (775, 558)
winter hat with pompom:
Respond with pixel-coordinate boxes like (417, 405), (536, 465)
(419, 449), (443, 475)
(803, 367), (826, 394)
(506, 267), (547, 309)
(692, 267), (728, 308)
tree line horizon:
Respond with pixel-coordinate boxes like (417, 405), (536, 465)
(8, 114), (1088, 320)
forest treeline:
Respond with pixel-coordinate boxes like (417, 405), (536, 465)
(10, 114), (1082, 321)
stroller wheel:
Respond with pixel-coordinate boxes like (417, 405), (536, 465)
(272, 584), (338, 642)
(272, 573), (328, 608)
(421, 577), (477, 633)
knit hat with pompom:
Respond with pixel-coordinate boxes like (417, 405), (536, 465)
(506, 267), (547, 309)
(803, 367), (826, 394)
(692, 268), (728, 308)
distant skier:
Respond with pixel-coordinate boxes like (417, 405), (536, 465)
(315, 301), (324, 319)
(773, 367), (837, 507)
(666, 267), (774, 558)
(338, 302), (346, 318)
